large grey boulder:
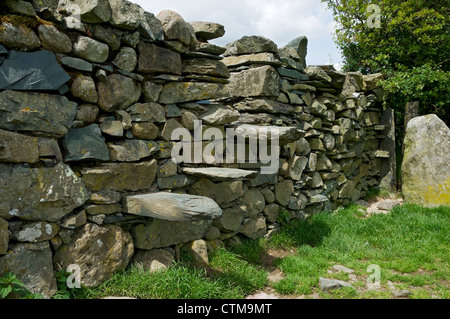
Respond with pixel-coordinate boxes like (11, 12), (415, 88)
(227, 65), (280, 98)
(0, 162), (89, 222)
(0, 242), (57, 298)
(402, 114), (450, 206)
(54, 224), (134, 288)
(125, 192), (222, 222)
(157, 10), (192, 46)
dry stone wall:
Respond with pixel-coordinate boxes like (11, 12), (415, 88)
(0, 0), (394, 297)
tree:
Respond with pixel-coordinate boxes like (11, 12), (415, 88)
(322, 0), (449, 127)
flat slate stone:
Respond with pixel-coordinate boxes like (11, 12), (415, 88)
(125, 192), (222, 222)
(182, 167), (258, 181)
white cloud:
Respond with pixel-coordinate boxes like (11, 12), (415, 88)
(133, 0), (343, 66)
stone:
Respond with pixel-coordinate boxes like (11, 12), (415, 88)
(376, 200), (399, 211)
(5, 0), (36, 16)
(189, 179), (244, 205)
(68, 0), (112, 23)
(73, 36), (109, 63)
(200, 104), (240, 125)
(0, 22), (41, 51)
(142, 82), (163, 103)
(260, 188), (275, 204)
(319, 277), (353, 291)
(223, 53), (281, 68)
(181, 111), (198, 131)
(0, 129), (39, 163)
(126, 192), (222, 222)
(190, 21), (225, 40)
(130, 122), (159, 140)
(185, 239), (209, 266)
(109, 0), (142, 29)
(285, 36), (308, 68)
(158, 82), (228, 104)
(231, 124), (305, 145)
(131, 218), (212, 250)
(240, 216), (267, 239)
(296, 138), (311, 156)
(80, 160), (157, 192)
(363, 73), (383, 91)
(157, 174), (195, 190)
(305, 66), (332, 83)
(0, 162), (89, 222)
(108, 140), (158, 162)
(137, 42), (182, 75)
(71, 76), (98, 104)
(243, 189), (266, 218)
(182, 58), (230, 78)
(54, 224), (134, 288)
(37, 24), (72, 53)
(157, 10), (192, 46)
(224, 36), (277, 56)
(275, 180), (294, 206)
(127, 103), (166, 123)
(165, 104), (182, 117)
(60, 211), (87, 229)
(263, 204), (280, 223)
(161, 119), (184, 141)
(139, 11), (164, 41)
(84, 204), (122, 216)
(392, 290), (412, 298)
(12, 221), (59, 243)
(100, 121), (123, 137)
(157, 159), (178, 178)
(182, 167), (258, 181)
(288, 156), (308, 180)
(112, 47), (137, 73)
(0, 242), (57, 298)
(76, 104), (99, 124)
(60, 57), (93, 72)
(233, 98), (293, 115)
(402, 115), (450, 206)
(214, 205), (245, 233)
(228, 65), (280, 98)
(132, 249), (175, 272)
(63, 124), (110, 162)
(277, 68), (309, 81)
(97, 74), (141, 112)
(204, 226), (221, 241)
(0, 218), (9, 255)
(332, 265), (354, 274)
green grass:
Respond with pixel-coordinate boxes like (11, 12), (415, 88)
(68, 204), (450, 299)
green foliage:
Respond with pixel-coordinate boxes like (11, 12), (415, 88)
(322, 0), (450, 124)
(0, 271), (42, 299)
(52, 270), (73, 299)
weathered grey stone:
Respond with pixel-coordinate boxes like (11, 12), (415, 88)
(189, 179), (244, 205)
(67, 0), (112, 23)
(402, 115), (450, 206)
(233, 98), (293, 115)
(139, 11), (164, 40)
(109, 0), (142, 29)
(100, 120), (124, 137)
(181, 111), (198, 131)
(0, 242), (57, 297)
(190, 21), (225, 40)
(0, 22), (41, 51)
(0, 218), (8, 255)
(157, 159), (178, 178)
(84, 204), (122, 216)
(97, 74), (141, 112)
(112, 47), (137, 73)
(182, 58), (230, 78)
(127, 102), (165, 123)
(195, 43), (226, 55)
(12, 221), (59, 243)
(240, 216), (267, 239)
(0, 129), (39, 164)
(260, 188), (275, 204)
(295, 138), (311, 156)
(157, 10), (192, 46)
(131, 218), (212, 250)
(157, 174), (195, 190)
(37, 24), (72, 53)
(63, 124), (110, 162)
(182, 167), (258, 182)
(231, 124), (304, 146)
(264, 203), (281, 223)
(224, 36), (277, 56)
(60, 57), (93, 72)
(214, 205), (245, 233)
(75, 104), (99, 124)
(228, 65), (280, 98)
(223, 53), (281, 68)
(92, 25), (122, 51)
(73, 36), (109, 63)
(185, 239), (209, 266)
(142, 82), (163, 103)
(5, 0), (36, 16)
(305, 66), (332, 83)
(54, 224), (134, 288)
(80, 160), (157, 192)
(132, 249), (175, 272)
(204, 226), (221, 241)
(130, 122), (159, 140)
(108, 140), (158, 162)
(199, 104), (240, 125)
(71, 76), (98, 104)
(243, 189), (266, 218)
(60, 211), (87, 229)
(288, 156), (308, 180)
(126, 192), (222, 222)
(275, 180), (294, 206)
(89, 190), (121, 205)
(161, 119), (184, 141)
(158, 82), (228, 104)
(319, 277), (353, 291)
(285, 36), (308, 68)
(0, 90), (77, 137)
(277, 67), (309, 81)
(137, 42), (182, 75)
(0, 162), (89, 221)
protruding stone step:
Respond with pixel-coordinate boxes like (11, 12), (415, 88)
(181, 167), (258, 181)
(125, 192), (222, 222)
(227, 124), (306, 145)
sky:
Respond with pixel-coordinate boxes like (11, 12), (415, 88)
(133, 0), (343, 69)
